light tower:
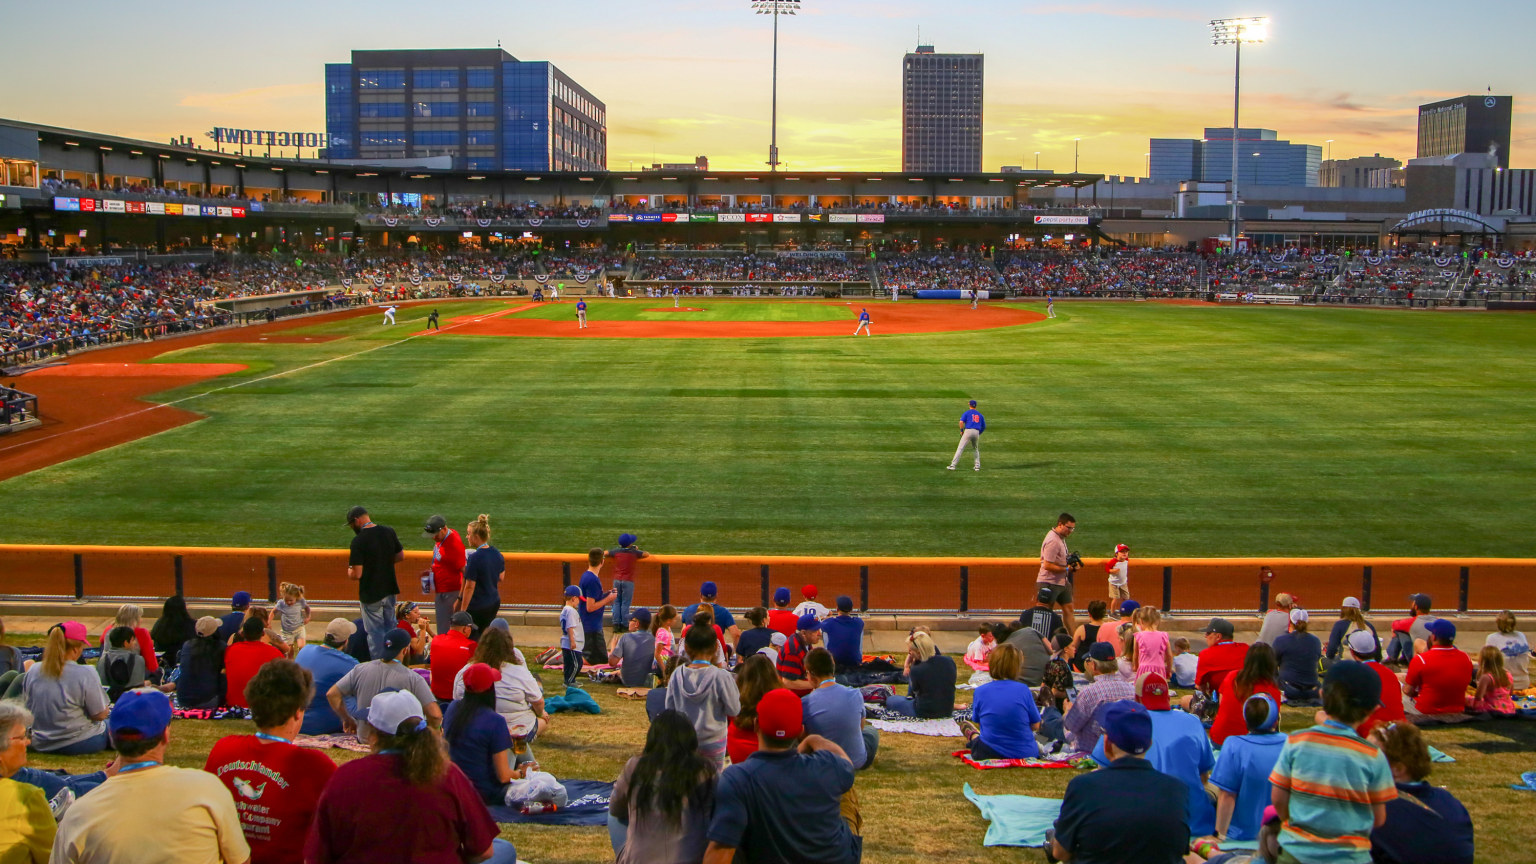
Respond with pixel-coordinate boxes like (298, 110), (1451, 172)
(751, 0), (800, 171)
(1210, 16), (1268, 253)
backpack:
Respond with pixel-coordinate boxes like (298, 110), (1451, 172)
(104, 654), (136, 702)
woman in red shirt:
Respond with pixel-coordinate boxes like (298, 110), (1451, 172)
(224, 617), (285, 708)
(1210, 642), (1282, 747)
(99, 603), (158, 679)
(725, 655), (783, 765)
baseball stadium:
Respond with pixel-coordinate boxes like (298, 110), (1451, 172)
(2, 28), (1536, 864)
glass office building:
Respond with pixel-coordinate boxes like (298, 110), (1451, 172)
(1149, 129), (1320, 186)
(1417, 95), (1512, 170)
(325, 48), (605, 172)
(902, 46), (983, 173)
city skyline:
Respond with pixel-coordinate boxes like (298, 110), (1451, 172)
(3, 0), (1532, 176)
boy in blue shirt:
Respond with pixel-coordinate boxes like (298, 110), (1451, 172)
(559, 585), (585, 687)
(821, 596), (865, 673)
(1210, 693), (1287, 843)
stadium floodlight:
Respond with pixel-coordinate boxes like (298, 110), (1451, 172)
(1210, 16), (1268, 253)
(751, 0), (801, 170)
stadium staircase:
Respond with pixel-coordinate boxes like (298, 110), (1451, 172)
(868, 255), (887, 299)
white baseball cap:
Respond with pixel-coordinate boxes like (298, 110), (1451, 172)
(1346, 629), (1379, 656)
(367, 690), (425, 736)
(1289, 608), (1310, 625)
(1341, 597), (1361, 609)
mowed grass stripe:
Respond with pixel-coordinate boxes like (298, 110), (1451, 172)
(2, 303), (1534, 556)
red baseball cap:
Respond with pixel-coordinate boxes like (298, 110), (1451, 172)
(1115, 544), (1130, 553)
(462, 663), (501, 693)
(801, 584), (818, 599)
(755, 688), (804, 742)
(1136, 671), (1171, 711)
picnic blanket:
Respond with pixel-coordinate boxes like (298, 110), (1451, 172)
(172, 706), (251, 721)
(866, 705), (974, 737)
(295, 733), (371, 753)
(486, 779), (612, 826)
(1511, 771), (1536, 792)
(952, 750), (1092, 770)
(544, 687), (602, 715)
(1428, 745), (1455, 763)
(962, 783), (1062, 847)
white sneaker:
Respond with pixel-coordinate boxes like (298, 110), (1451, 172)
(974, 466), (980, 471)
(946, 465), (956, 470)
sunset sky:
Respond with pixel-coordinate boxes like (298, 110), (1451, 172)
(5, 0), (1532, 175)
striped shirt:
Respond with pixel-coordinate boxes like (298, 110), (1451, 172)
(1061, 675), (1136, 745)
(1269, 720), (1396, 864)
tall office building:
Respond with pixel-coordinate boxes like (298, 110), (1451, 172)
(1417, 95), (1512, 169)
(1149, 128), (1321, 186)
(901, 46), (983, 173)
(324, 48), (606, 172)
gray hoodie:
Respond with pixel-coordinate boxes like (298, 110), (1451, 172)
(664, 663), (741, 752)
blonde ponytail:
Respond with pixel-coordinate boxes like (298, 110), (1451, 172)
(467, 513), (491, 544)
(41, 627), (75, 678)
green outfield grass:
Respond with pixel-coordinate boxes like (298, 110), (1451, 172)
(3, 301), (1536, 555)
(511, 299), (854, 322)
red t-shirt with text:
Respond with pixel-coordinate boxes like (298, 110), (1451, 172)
(204, 735), (337, 864)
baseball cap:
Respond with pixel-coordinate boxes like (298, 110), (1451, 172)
(773, 587), (791, 605)
(1119, 599), (1141, 616)
(1346, 628), (1380, 656)
(325, 618), (357, 641)
(422, 514), (447, 536)
(345, 505), (368, 525)
(53, 621), (89, 643)
(195, 616), (221, 638)
(618, 533), (637, 547)
(700, 581), (718, 598)
(462, 662), (501, 693)
(367, 689), (426, 736)
(631, 608), (652, 628)
(564, 585), (582, 598)
(449, 611), (474, 628)
(382, 627), (412, 657)
(1426, 618), (1457, 642)
(1410, 593), (1432, 611)
(1136, 671), (1171, 711)
(755, 688), (804, 742)
(797, 613), (822, 632)
(1202, 618), (1235, 638)
(836, 595), (854, 613)
(1115, 543), (1130, 553)
(1289, 608), (1310, 625)
(487, 618), (511, 634)
(1342, 596), (1361, 609)
(802, 584), (818, 599)
(1096, 702), (1153, 756)
(1036, 585), (1056, 604)
(231, 591), (252, 610)
(1275, 593), (1294, 608)
(1087, 642), (1116, 662)
(968, 399), (977, 407)
(1324, 660), (1383, 711)
(109, 689), (173, 742)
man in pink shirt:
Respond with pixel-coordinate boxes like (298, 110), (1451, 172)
(1038, 512), (1078, 634)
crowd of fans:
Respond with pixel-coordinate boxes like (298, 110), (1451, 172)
(361, 203), (602, 222)
(878, 251), (1000, 294)
(41, 178), (324, 207)
(638, 254), (865, 282)
(1000, 250), (1205, 296)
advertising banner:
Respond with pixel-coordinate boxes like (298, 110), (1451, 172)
(146, 202), (165, 215)
(202, 205), (219, 216)
(232, 207), (246, 218)
(607, 214), (631, 222)
(164, 203), (182, 215)
(102, 199), (126, 214)
(632, 213), (662, 222)
(745, 213), (772, 223)
(216, 206), (233, 218)
(691, 213), (718, 223)
(126, 202), (146, 214)
(1033, 215), (1090, 225)
(856, 214), (885, 223)
(52, 197), (80, 211)
(829, 214), (859, 223)
(772, 213), (801, 223)
(182, 204), (200, 216)
(718, 213), (746, 223)
(79, 199), (98, 212)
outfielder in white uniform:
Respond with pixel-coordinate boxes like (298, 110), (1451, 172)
(947, 400), (985, 471)
(382, 305), (398, 325)
(854, 307), (872, 336)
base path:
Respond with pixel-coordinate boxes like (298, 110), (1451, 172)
(444, 301), (1046, 339)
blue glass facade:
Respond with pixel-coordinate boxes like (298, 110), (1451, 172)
(324, 50), (604, 171)
(1148, 128), (1321, 186)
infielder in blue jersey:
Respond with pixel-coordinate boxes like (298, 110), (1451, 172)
(854, 307), (872, 336)
(947, 399), (985, 471)
(576, 298), (588, 329)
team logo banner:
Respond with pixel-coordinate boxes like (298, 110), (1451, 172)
(527, 217), (544, 227)
(408, 272), (423, 285)
(533, 274), (548, 284)
(477, 218), (492, 227)
(424, 216), (442, 227)
(448, 273), (462, 284)
(489, 273), (505, 284)
(576, 218), (593, 227)
(382, 217), (399, 227)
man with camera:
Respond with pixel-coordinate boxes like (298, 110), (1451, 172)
(1038, 513), (1079, 635)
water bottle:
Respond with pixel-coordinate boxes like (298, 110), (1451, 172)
(520, 801), (558, 815)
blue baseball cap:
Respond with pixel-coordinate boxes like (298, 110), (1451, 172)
(969, 399), (977, 407)
(700, 581), (718, 598)
(1087, 642), (1116, 662)
(383, 628), (412, 657)
(619, 533), (637, 546)
(836, 595), (854, 613)
(563, 585), (581, 598)
(1119, 599), (1141, 616)
(1426, 618), (1457, 642)
(1096, 701), (1153, 756)
(774, 587), (791, 605)
(109, 689), (173, 743)
(231, 591), (252, 609)
(797, 613), (822, 632)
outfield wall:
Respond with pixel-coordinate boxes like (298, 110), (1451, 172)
(2, 545), (1532, 615)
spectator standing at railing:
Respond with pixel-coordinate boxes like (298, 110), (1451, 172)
(346, 506), (404, 660)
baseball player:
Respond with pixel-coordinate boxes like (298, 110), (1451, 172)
(673, 287), (681, 308)
(382, 305), (398, 326)
(427, 309), (440, 331)
(550, 283), (561, 302)
(970, 288), (979, 310)
(890, 284), (899, 302)
(854, 307), (872, 336)
(1046, 293), (1056, 318)
(576, 298), (588, 329)
(947, 399), (985, 471)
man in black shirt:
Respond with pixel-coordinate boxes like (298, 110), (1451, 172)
(346, 505), (404, 660)
(1020, 586), (1065, 643)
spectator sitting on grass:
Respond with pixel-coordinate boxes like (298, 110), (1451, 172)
(610, 608), (658, 688)
(887, 631), (956, 718)
(610, 710), (718, 864)
(1210, 642), (1282, 747)
(822, 596), (866, 674)
(960, 643), (1042, 760)
(665, 623), (741, 771)
(776, 614), (823, 689)
(727, 654), (784, 767)
(964, 623), (997, 671)
(0, 702), (57, 862)
(1367, 721), (1474, 864)
(97, 604), (160, 684)
(767, 588), (799, 637)
(1274, 608), (1323, 704)
(224, 616), (286, 709)
(803, 647), (879, 770)
(327, 628), (440, 742)
(1257, 593), (1296, 645)
(683, 581), (740, 652)
(1209, 693), (1287, 844)
(1485, 610), (1531, 692)
(1184, 617), (1248, 720)
(1344, 628), (1403, 737)
(734, 607), (776, 661)
(149, 595), (197, 674)
(98, 626), (149, 702)
(296, 618), (361, 735)
(1037, 634), (1074, 747)
(217, 590), (252, 643)
(1063, 642), (1135, 750)
(176, 616), (226, 710)
(1269, 660), (1396, 864)
(1093, 671), (1217, 835)
(1325, 597), (1376, 664)
(450, 625), (548, 758)
(21, 621), (110, 756)
(444, 663), (535, 806)
(704, 688), (859, 864)
(52, 689), (251, 864)
(1404, 619), (1474, 716)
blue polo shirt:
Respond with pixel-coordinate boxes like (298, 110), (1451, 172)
(802, 682), (868, 768)
(681, 602), (736, 631)
(1371, 781), (1473, 864)
(1209, 731), (1287, 841)
(962, 409), (985, 432)
(578, 569), (606, 632)
(822, 614), (865, 668)
(295, 644), (359, 735)
(708, 748), (859, 864)
(1093, 708), (1217, 835)
(1054, 756), (1190, 864)
(443, 700), (514, 805)
(971, 678), (1042, 758)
